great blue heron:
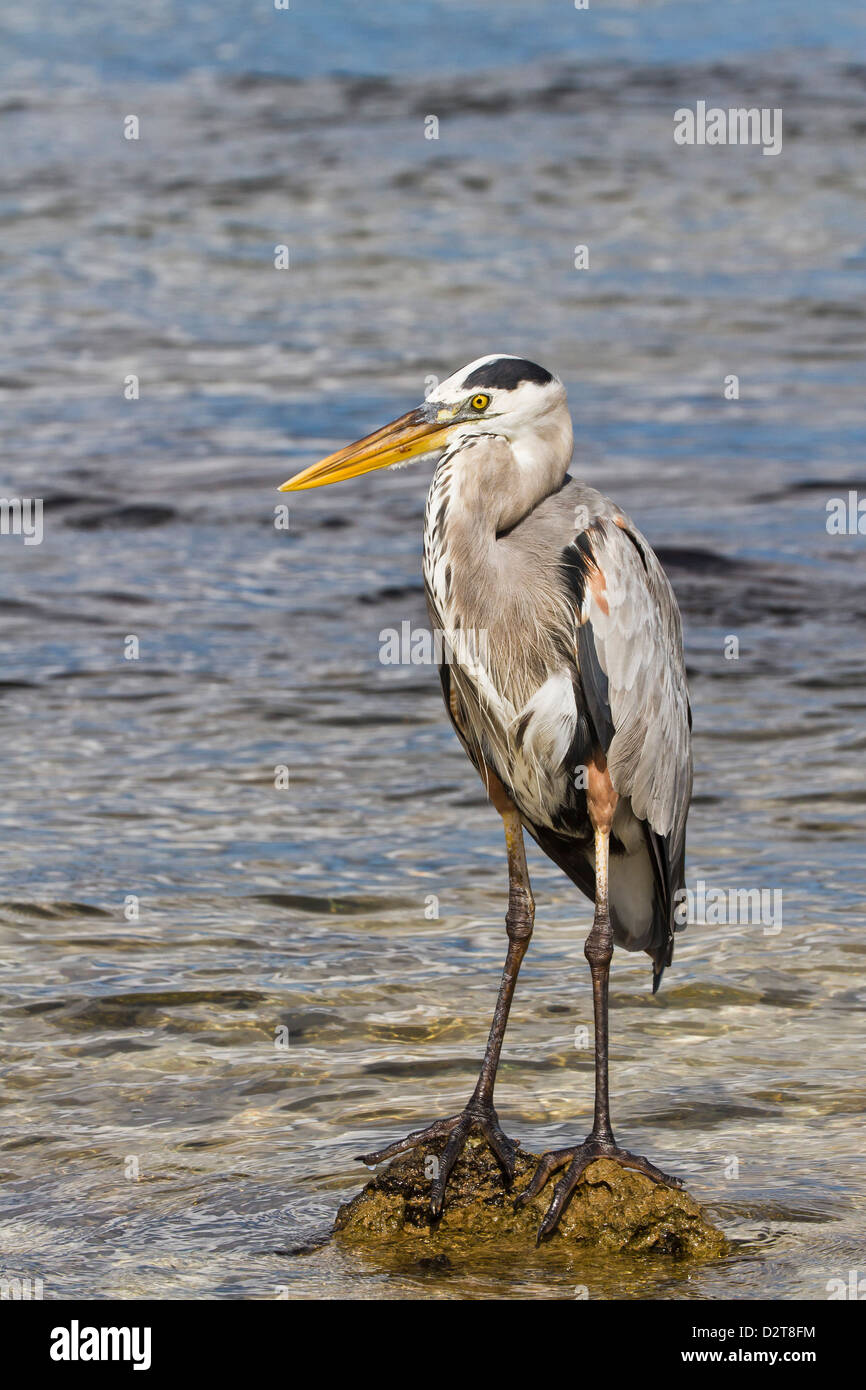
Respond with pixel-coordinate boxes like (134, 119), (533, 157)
(280, 355), (692, 1239)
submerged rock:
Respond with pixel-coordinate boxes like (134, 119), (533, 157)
(334, 1135), (727, 1259)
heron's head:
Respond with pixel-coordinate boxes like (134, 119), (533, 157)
(278, 355), (572, 493)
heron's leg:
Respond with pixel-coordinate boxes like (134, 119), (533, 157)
(585, 822), (615, 1145)
(469, 808), (534, 1107)
(516, 761), (681, 1241)
(358, 808), (533, 1216)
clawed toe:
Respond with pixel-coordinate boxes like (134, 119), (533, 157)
(518, 1138), (681, 1241)
(514, 1147), (573, 1209)
(482, 1117), (518, 1183)
(430, 1106), (520, 1215)
(358, 1103), (520, 1216)
(622, 1153), (683, 1188)
(355, 1113), (462, 1167)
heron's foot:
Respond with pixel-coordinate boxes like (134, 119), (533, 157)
(515, 1135), (682, 1243)
(356, 1101), (519, 1217)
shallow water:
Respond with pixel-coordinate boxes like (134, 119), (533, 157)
(0, 1), (864, 1299)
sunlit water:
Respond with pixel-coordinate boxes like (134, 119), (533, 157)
(0, 1), (864, 1299)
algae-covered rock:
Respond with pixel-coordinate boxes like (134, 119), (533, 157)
(334, 1136), (726, 1259)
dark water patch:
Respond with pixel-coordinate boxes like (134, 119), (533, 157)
(796, 818), (860, 836)
(68, 503), (180, 529)
(656, 546), (740, 574)
(384, 784), (456, 802)
(355, 582), (426, 606)
(177, 1138), (232, 1151)
(250, 891), (419, 915)
(0, 599), (53, 618)
(363, 1057), (481, 1079)
(307, 709), (433, 728)
(0, 899), (114, 920)
(757, 987), (815, 1009)
(650, 983), (766, 1009)
(794, 671), (866, 691)
(644, 1099), (781, 1128)
(78, 588), (154, 605)
(1, 1134), (58, 1152)
(773, 788), (866, 805)
(43, 490), (110, 511)
(714, 1199), (847, 1226)
(751, 477), (866, 503)
(50, 989), (267, 1031)
(47, 666), (178, 681)
(64, 1038), (155, 1057)
(14, 999), (67, 1016)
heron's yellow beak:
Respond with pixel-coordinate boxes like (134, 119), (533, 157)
(278, 406), (458, 492)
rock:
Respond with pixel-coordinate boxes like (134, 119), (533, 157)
(334, 1135), (727, 1259)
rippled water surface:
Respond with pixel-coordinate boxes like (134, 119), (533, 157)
(0, 1), (864, 1299)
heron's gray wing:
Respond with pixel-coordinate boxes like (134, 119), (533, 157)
(435, 654), (482, 776)
(564, 511), (692, 961)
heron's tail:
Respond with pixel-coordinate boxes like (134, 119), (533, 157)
(651, 924), (676, 993)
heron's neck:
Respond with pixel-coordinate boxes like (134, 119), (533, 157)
(506, 411), (574, 528)
(423, 423), (572, 630)
(438, 419), (572, 539)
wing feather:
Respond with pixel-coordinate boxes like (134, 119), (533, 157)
(564, 512), (692, 974)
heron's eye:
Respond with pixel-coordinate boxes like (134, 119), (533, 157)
(470, 393), (490, 412)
